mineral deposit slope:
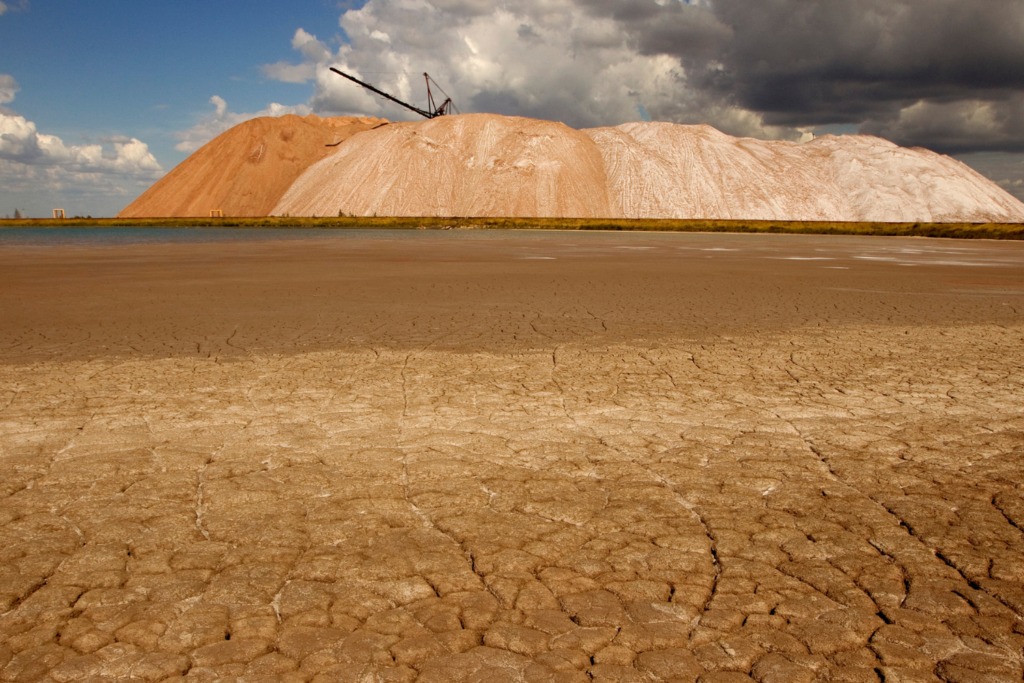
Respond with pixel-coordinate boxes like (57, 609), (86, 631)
(275, 115), (612, 218)
(585, 123), (838, 221)
(808, 134), (1024, 223)
(274, 114), (1024, 222)
(119, 114), (384, 218)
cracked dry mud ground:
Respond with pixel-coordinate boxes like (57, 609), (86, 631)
(1, 232), (1023, 682)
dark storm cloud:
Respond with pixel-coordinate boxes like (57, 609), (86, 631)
(289, 0), (1024, 161)
(574, 0), (1024, 153)
(711, 0), (1024, 124)
(863, 94), (1024, 154)
(576, 0), (732, 58)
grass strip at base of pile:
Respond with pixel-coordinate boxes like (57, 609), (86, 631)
(2, 216), (1023, 239)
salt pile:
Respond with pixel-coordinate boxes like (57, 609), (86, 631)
(275, 114), (1024, 222)
(275, 115), (612, 218)
(270, 113), (1024, 222)
(121, 112), (1024, 222)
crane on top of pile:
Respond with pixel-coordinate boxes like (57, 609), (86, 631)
(330, 67), (457, 119)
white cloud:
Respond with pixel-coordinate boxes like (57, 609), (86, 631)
(262, 61), (316, 84)
(0, 1), (28, 17)
(0, 113), (161, 176)
(0, 76), (164, 215)
(260, 0), (804, 140)
(261, 29), (330, 84)
(0, 107), (164, 217)
(173, 95), (310, 153)
(210, 94), (227, 118)
(0, 73), (17, 106)
(292, 27), (331, 62)
(331, 1), (659, 125)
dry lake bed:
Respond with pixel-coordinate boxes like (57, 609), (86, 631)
(0, 229), (1022, 682)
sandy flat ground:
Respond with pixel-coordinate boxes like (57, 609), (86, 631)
(1, 231), (1022, 682)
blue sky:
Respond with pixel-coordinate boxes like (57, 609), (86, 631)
(1, 1), (348, 216)
(2, 0), (1023, 217)
(2, 2), (344, 134)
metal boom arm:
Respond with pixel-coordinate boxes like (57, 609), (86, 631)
(330, 67), (438, 119)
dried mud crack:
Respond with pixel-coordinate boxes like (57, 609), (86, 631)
(1, 233), (1023, 681)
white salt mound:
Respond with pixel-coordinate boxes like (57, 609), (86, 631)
(276, 115), (610, 218)
(273, 113), (1024, 222)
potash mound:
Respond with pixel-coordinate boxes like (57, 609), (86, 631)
(587, 122), (1024, 222)
(276, 115), (613, 218)
(123, 112), (1024, 222)
(275, 114), (1024, 222)
(119, 114), (385, 218)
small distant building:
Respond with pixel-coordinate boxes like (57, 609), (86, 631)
(53, 208), (66, 219)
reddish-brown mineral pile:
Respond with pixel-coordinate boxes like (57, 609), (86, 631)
(118, 114), (384, 218)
